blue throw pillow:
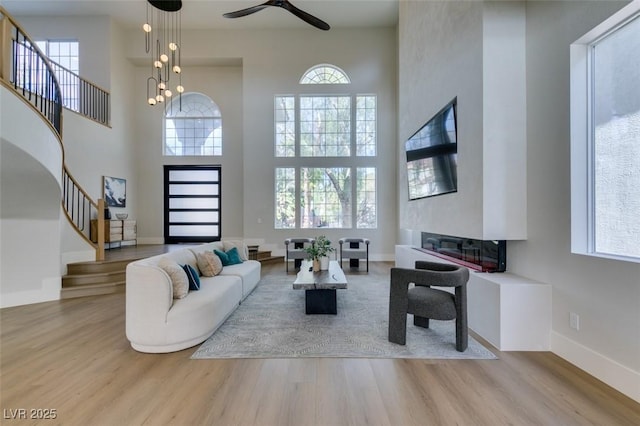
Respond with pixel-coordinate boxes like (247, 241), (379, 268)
(181, 264), (201, 291)
(214, 247), (244, 266)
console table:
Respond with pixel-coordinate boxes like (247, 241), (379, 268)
(90, 219), (137, 249)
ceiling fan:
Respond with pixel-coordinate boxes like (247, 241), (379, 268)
(223, 0), (331, 31)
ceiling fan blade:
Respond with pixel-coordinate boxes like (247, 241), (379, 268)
(223, 0), (330, 31)
(281, 1), (330, 31)
(223, 4), (269, 19)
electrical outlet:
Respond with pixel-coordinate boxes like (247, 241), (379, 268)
(570, 312), (580, 330)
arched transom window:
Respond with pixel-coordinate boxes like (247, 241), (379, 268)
(299, 64), (351, 84)
(164, 93), (222, 156)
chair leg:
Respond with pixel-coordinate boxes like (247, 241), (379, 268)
(456, 318), (468, 352)
(455, 285), (468, 352)
(414, 315), (429, 328)
(388, 311), (407, 345)
(388, 269), (409, 345)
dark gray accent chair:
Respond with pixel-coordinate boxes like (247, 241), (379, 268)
(284, 238), (315, 272)
(388, 261), (470, 352)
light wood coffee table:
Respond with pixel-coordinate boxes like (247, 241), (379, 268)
(293, 260), (347, 315)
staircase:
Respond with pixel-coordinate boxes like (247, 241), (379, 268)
(61, 258), (140, 299)
(254, 249), (284, 265)
(2, 7), (110, 265)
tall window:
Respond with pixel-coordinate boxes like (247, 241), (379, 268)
(165, 93), (222, 156)
(301, 167), (352, 228)
(356, 167), (377, 228)
(275, 97), (295, 157)
(300, 96), (351, 157)
(275, 168), (296, 229)
(356, 96), (377, 156)
(15, 39), (79, 110)
(571, 4), (640, 262)
(37, 40), (79, 110)
(274, 64), (377, 229)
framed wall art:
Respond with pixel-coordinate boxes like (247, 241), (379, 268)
(103, 176), (126, 208)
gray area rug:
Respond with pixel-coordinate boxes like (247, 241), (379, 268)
(192, 271), (497, 360)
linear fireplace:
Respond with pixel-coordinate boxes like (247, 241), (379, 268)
(420, 232), (506, 272)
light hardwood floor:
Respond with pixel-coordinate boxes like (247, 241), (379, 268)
(1, 260), (639, 425)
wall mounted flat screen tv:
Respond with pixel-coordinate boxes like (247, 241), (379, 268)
(406, 98), (458, 200)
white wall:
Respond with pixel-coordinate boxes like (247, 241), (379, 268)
(398, 0), (639, 401)
(0, 219), (61, 307)
(1, 89), (63, 307)
(398, 1), (484, 240)
(514, 0), (639, 400)
(134, 64), (244, 242)
(127, 27), (398, 257)
(15, 16), (111, 89)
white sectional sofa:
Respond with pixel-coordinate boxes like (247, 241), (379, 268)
(125, 241), (261, 353)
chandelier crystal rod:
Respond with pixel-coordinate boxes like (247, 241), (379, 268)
(143, 0), (184, 107)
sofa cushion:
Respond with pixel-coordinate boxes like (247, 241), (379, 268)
(182, 264), (201, 290)
(159, 258), (189, 299)
(217, 260), (261, 300)
(196, 251), (223, 277)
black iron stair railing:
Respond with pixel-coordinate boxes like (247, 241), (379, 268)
(1, 9), (63, 136)
(48, 60), (110, 127)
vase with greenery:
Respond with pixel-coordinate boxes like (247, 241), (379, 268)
(305, 235), (335, 271)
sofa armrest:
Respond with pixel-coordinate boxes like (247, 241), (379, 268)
(125, 263), (173, 342)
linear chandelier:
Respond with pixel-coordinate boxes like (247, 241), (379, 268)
(143, 0), (184, 106)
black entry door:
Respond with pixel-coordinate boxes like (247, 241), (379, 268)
(164, 165), (221, 243)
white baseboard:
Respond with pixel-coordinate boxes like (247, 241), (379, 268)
(279, 253), (396, 261)
(551, 331), (640, 403)
(137, 237), (164, 245)
(1, 276), (61, 308)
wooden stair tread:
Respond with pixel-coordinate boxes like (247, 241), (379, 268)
(62, 271), (125, 287)
(64, 256), (134, 296)
(61, 281), (125, 299)
(67, 258), (141, 274)
(257, 255), (284, 264)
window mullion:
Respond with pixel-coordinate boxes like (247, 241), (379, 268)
(295, 95), (301, 228)
(586, 45), (596, 254)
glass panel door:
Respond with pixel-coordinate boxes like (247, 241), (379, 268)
(164, 165), (221, 243)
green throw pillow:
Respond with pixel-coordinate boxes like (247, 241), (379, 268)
(214, 249), (230, 266)
(214, 247), (243, 266)
(226, 247), (243, 265)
